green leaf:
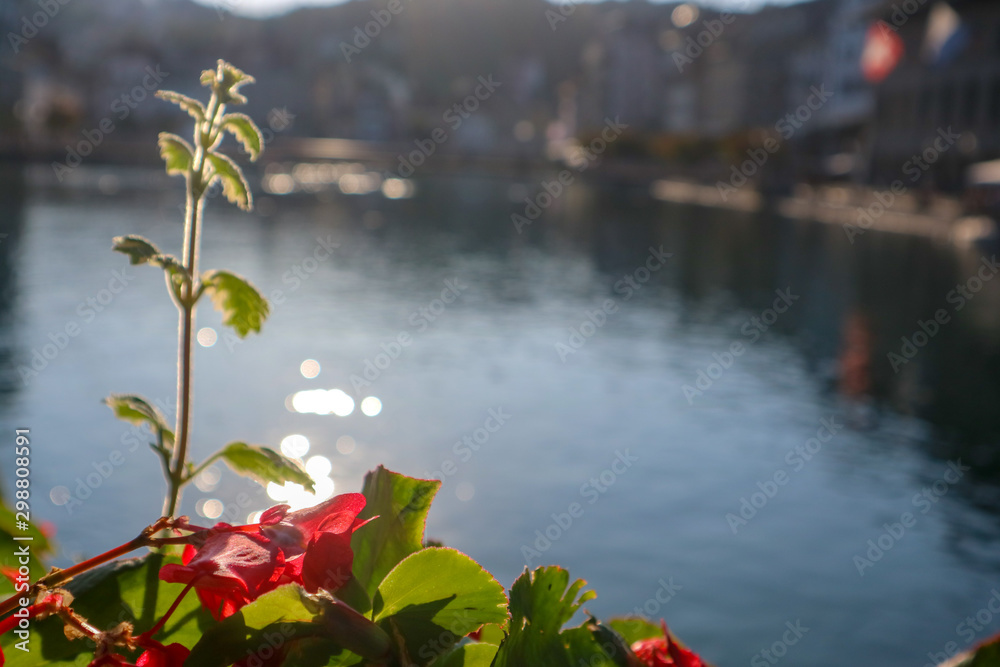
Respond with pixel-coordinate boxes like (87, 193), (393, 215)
(221, 113), (264, 161)
(200, 269), (270, 337)
(157, 132), (193, 176)
(206, 151), (252, 210)
(201, 59), (255, 105)
(186, 585), (319, 667)
(103, 393), (174, 445)
(217, 441), (314, 492)
(0, 502), (51, 589)
(111, 235), (184, 275)
(473, 623), (505, 646)
(372, 547), (508, 663)
(351, 466), (441, 599)
(112, 235), (160, 265)
(508, 566), (595, 636)
(156, 90), (207, 123)
(562, 624), (635, 667)
(606, 617), (662, 645)
(315, 598), (391, 661)
(1, 554), (213, 666)
(278, 637), (364, 667)
(491, 567), (598, 667)
(333, 572), (373, 615)
(430, 642), (498, 667)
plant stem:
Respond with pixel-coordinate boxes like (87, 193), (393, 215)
(182, 451), (222, 485)
(164, 188), (202, 518)
(141, 579), (195, 639)
(163, 93), (220, 518)
(0, 518), (183, 619)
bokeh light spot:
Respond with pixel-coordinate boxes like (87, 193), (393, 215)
(197, 327), (218, 347)
(50, 486), (70, 506)
(281, 434), (311, 459)
(361, 396), (382, 417)
(336, 435), (356, 455)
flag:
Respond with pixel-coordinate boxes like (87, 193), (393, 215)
(922, 2), (969, 65)
(861, 21), (904, 83)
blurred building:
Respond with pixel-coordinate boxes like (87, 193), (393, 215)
(3, 0), (997, 197)
(0, 0), (28, 151)
(576, 4), (673, 133)
(870, 0), (1000, 190)
(813, 0), (884, 180)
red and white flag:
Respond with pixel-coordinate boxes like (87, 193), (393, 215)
(861, 21), (904, 83)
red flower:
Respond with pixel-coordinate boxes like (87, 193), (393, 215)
(160, 529), (286, 620)
(136, 641), (190, 667)
(631, 621), (704, 667)
(160, 493), (371, 619)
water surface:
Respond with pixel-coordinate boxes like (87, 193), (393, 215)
(2, 168), (1000, 666)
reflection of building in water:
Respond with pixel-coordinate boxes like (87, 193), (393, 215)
(838, 311), (873, 399)
(837, 311), (878, 428)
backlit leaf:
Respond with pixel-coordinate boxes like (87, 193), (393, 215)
(103, 393), (174, 445)
(206, 151), (252, 210)
(156, 90), (207, 124)
(201, 59), (255, 105)
(221, 113), (263, 161)
(157, 132), (193, 176)
(217, 441), (314, 492)
(352, 467), (440, 599)
(200, 269), (269, 337)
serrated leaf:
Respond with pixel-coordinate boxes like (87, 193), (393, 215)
(156, 90), (206, 123)
(200, 269), (269, 337)
(111, 235), (184, 275)
(1, 554), (213, 666)
(352, 467), (441, 599)
(157, 132), (194, 176)
(491, 567), (599, 667)
(221, 113), (263, 161)
(104, 393), (174, 445)
(372, 548), (508, 663)
(206, 151), (252, 210)
(508, 566), (595, 635)
(201, 59), (255, 105)
(112, 235), (160, 264)
(217, 441), (314, 492)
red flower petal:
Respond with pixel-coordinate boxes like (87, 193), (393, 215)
(136, 643), (190, 667)
(300, 531), (355, 593)
(282, 493), (366, 540)
(632, 636), (672, 667)
(631, 622), (704, 667)
(259, 504), (290, 526)
(160, 532), (285, 619)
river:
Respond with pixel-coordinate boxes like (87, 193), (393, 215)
(2, 165), (1000, 666)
